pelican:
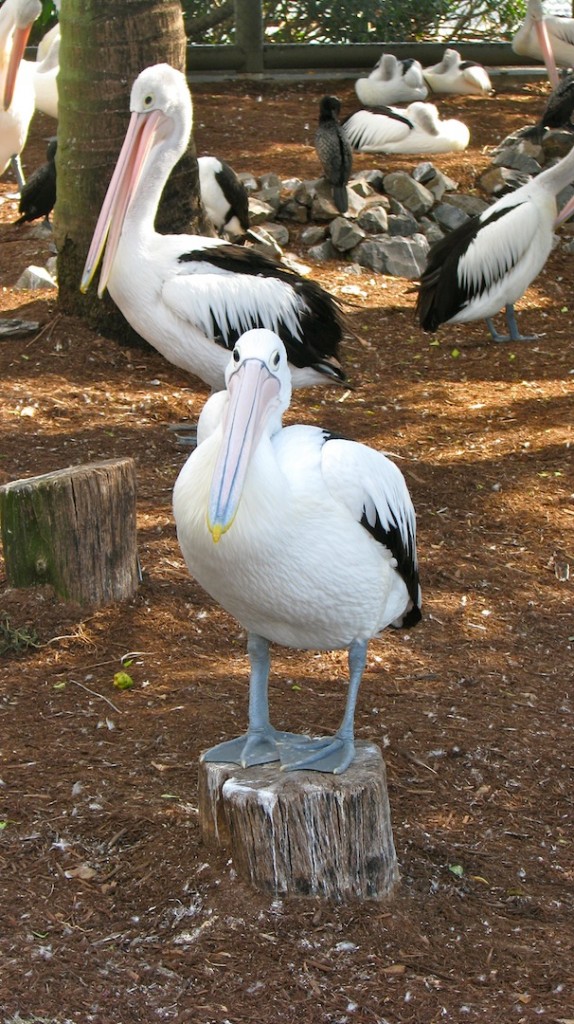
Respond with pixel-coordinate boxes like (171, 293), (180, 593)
(197, 155), (249, 240)
(28, 32), (58, 118)
(422, 49), (492, 96)
(314, 95), (353, 214)
(343, 102), (469, 155)
(36, 0), (59, 62)
(355, 53), (428, 107)
(416, 141), (574, 342)
(512, 0), (567, 88)
(173, 329), (421, 774)
(81, 64), (345, 394)
(1, 0), (42, 189)
(522, 70), (574, 141)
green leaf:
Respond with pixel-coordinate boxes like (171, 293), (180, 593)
(113, 671), (134, 690)
(448, 863), (464, 877)
(451, 348), (461, 359)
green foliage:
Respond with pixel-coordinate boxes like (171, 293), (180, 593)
(181, 0), (528, 44)
(0, 617), (40, 655)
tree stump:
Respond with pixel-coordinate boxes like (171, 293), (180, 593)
(198, 741), (399, 901)
(0, 458), (139, 607)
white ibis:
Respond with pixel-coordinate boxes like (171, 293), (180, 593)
(343, 102), (469, 155)
(197, 155), (249, 240)
(422, 49), (492, 96)
(1, 0), (42, 190)
(512, 0), (566, 89)
(416, 141), (574, 342)
(314, 95), (353, 214)
(355, 53), (428, 107)
(173, 328), (421, 774)
(81, 64), (345, 394)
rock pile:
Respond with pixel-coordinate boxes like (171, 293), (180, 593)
(242, 127), (574, 279)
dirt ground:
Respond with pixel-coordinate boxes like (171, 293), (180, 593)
(0, 73), (573, 1024)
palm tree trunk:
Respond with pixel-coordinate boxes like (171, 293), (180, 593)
(55, 0), (201, 339)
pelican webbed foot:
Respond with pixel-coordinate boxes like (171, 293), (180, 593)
(200, 727), (309, 768)
(485, 306), (538, 343)
(277, 733), (356, 775)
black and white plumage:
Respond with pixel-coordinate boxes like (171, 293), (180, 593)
(15, 136), (56, 225)
(81, 64), (345, 393)
(173, 328), (421, 774)
(197, 155), (249, 240)
(522, 72), (574, 142)
(355, 53), (428, 107)
(422, 49), (492, 96)
(416, 142), (574, 342)
(343, 102), (469, 155)
(314, 95), (353, 214)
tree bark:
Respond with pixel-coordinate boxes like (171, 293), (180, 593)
(55, 0), (201, 342)
(198, 741), (399, 901)
(0, 459), (139, 607)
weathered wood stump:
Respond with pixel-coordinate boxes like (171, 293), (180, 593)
(198, 741), (399, 901)
(0, 458), (139, 607)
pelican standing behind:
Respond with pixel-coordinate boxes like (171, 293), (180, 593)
(416, 141), (574, 342)
(343, 102), (469, 155)
(81, 64), (345, 394)
(27, 32), (58, 118)
(197, 155), (249, 240)
(512, 0), (566, 88)
(355, 53), (428, 108)
(173, 329), (422, 774)
(422, 48), (492, 96)
(1, 0), (42, 189)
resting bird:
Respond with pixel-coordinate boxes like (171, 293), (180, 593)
(422, 49), (492, 96)
(416, 140), (574, 342)
(512, 0), (567, 88)
(343, 102), (469, 155)
(1, 0), (42, 190)
(81, 64), (345, 394)
(173, 329), (421, 774)
(314, 95), (353, 214)
(15, 137), (56, 225)
(197, 155), (249, 240)
(355, 53), (428, 107)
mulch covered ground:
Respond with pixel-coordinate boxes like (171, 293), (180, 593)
(0, 72), (573, 1023)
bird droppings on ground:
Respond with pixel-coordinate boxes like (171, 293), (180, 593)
(0, 79), (573, 1023)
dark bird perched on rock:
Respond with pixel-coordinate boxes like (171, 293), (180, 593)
(15, 137), (56, 226)
(522, 71), (574, 142)
(315, 95), (353, 214)
(197, 155), (250, 240)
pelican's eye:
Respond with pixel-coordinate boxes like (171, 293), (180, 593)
(271, 350), (281, 369)
(232, 348), (241, 363)
(144, 94), (153, 107)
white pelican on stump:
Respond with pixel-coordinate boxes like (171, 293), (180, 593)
(1, 0), (42, 189)
(416, 141), (574, 342)
(81, 64), (345, 394)
(512, 0), (566, 88)
(355, 53), (428, 108)
(343, 102), (469, 155)
(173, 328), (422, 774)
(422, 49), (492, 96)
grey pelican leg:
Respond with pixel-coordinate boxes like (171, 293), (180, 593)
(278, 638), (368, 774)
(201, 633), (305, 767)
(485, 306), (536, 343)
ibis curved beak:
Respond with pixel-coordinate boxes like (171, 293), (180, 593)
(3, 22), (33, 110)
(80, 107), (167, 297)
(207, 359), (281, 543)
(535, 17), (559, 90)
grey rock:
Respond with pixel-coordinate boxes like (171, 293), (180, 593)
(382, 171), (435, 217)
(330, 217), (365, 252)
(308, 239), (339, 262)
(355, 234), (429, 279)
(14, 265), (57, 290)
(301, 224), (328, 246)
(432, 203), (470, 231)
(248, 197), (276, 225)
(357, 205), (388, 234)
(442, 193), (489, 216)
(387, 212), (419, 237)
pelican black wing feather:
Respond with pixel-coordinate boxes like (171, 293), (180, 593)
(416, 205), (512, 331)
(178, 245), (346, 380)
